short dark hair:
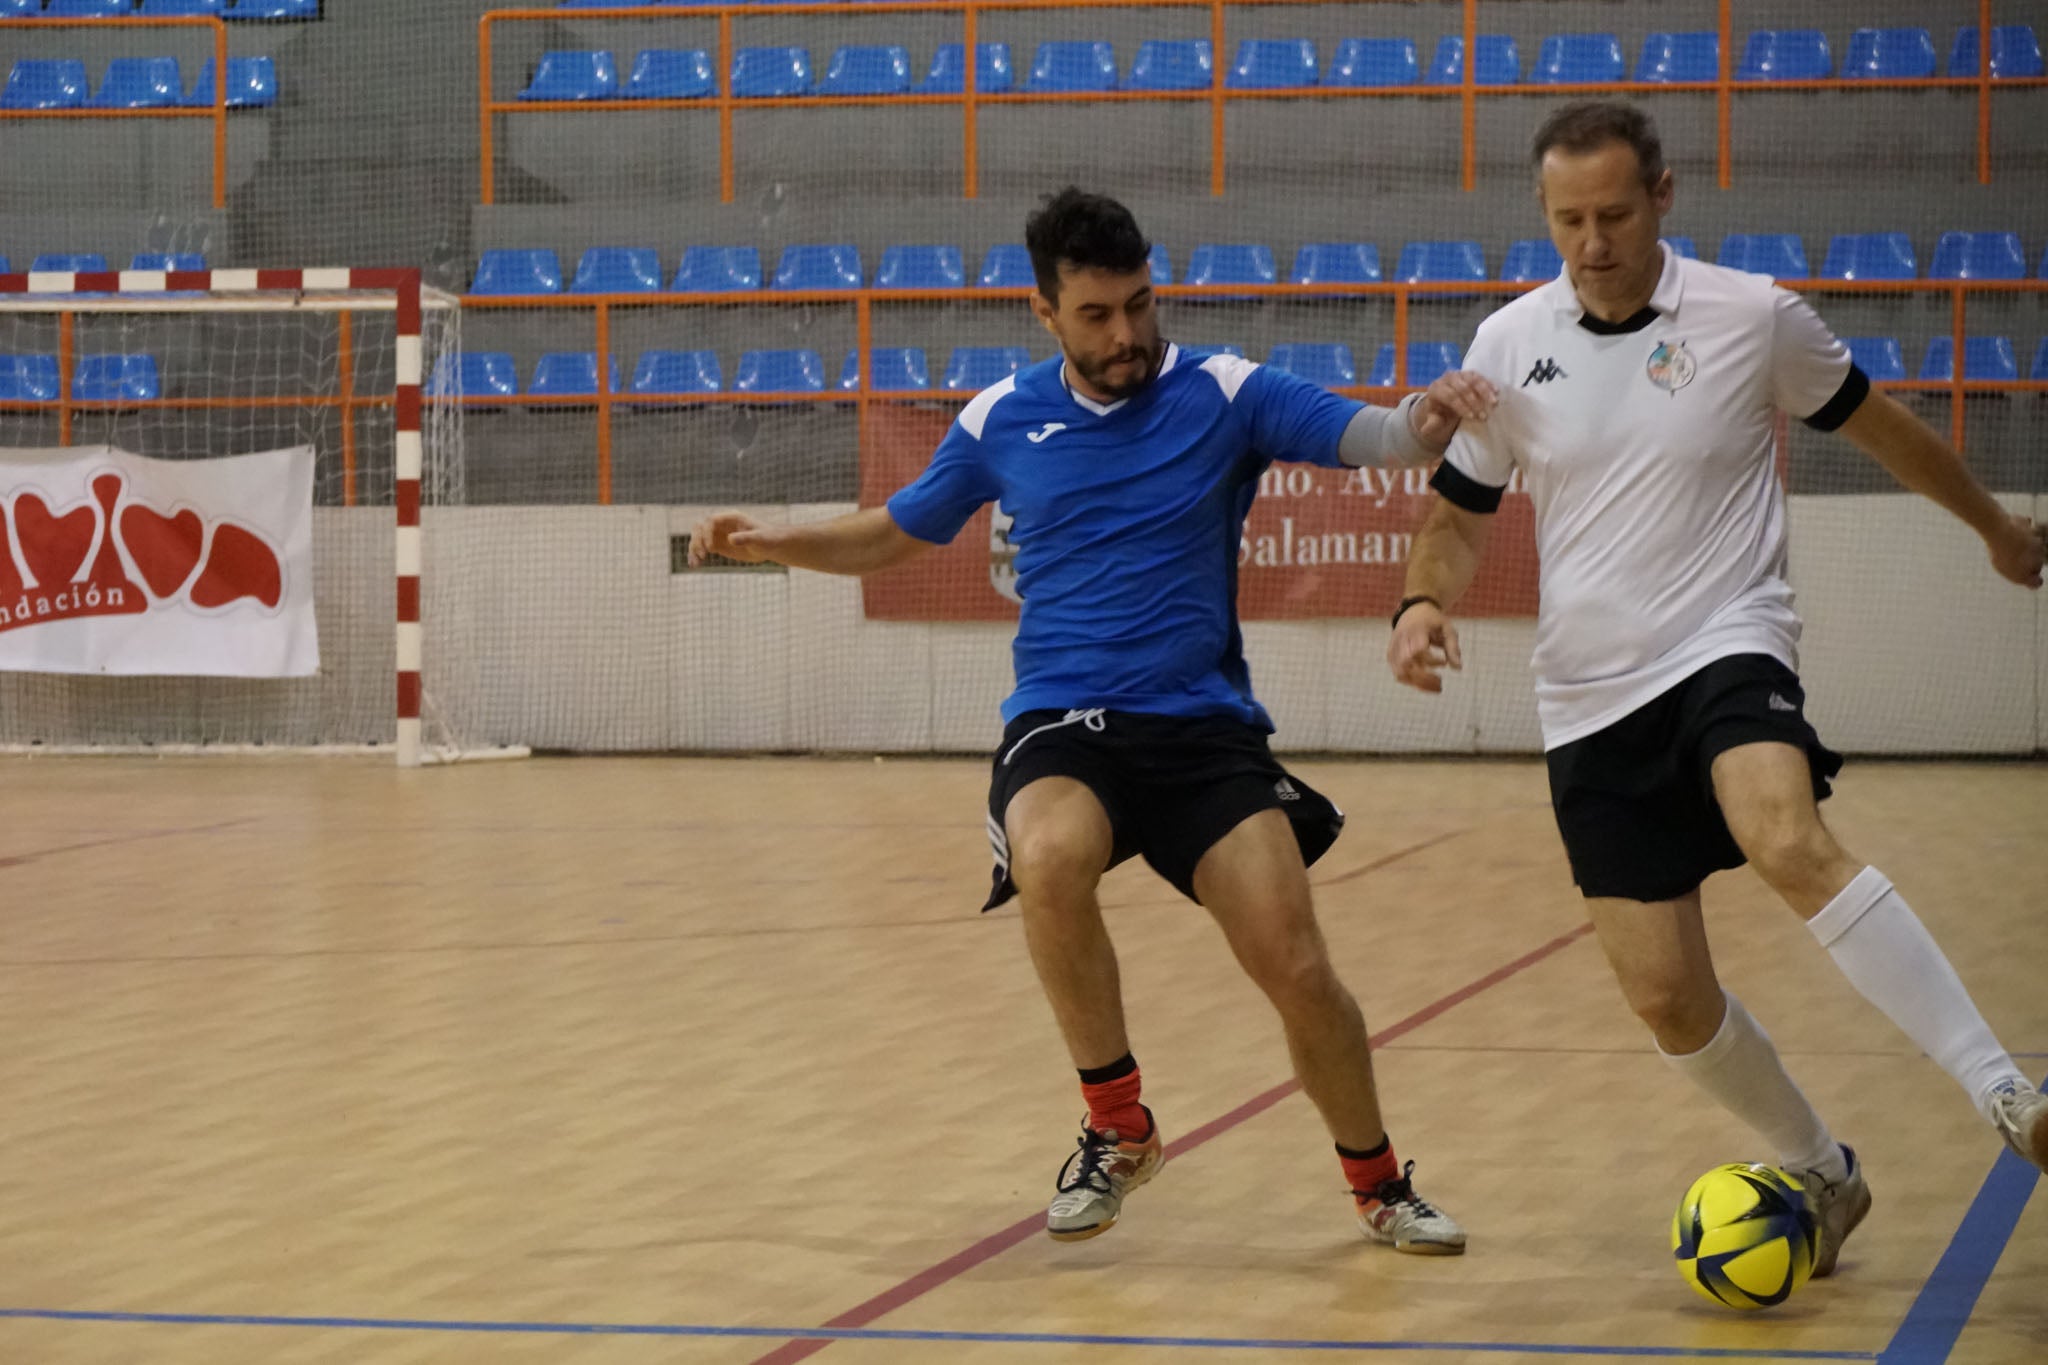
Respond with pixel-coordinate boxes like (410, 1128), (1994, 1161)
(1024, 187), (1150, 301)
(1531, 100), (1666, 190)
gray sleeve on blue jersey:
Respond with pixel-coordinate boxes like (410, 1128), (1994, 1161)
(1337, 393), (1432, 469)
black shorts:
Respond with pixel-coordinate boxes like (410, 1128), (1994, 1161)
(983, 708), (1345, 910)
(1545, 654), (1844, 904)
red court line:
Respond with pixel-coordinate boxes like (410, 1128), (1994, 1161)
(749, 920), (1597, 1365)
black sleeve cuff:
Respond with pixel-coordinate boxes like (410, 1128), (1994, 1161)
(1430, 459), (1505, 514)
(1802, 362), (1871, 432)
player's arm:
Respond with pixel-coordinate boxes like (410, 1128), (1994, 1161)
(686, 506), (931, 576)
(1388, 495), (1495, 693)
(1835, 391), (2044, 589)
(1336, 372), (1500, 468)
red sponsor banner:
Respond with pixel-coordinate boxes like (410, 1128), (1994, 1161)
(858, 402), (1537, 622)
(0, 444), (315, 676)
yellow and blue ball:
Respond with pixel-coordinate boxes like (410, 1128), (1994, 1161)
(1671, 1163), (1818, 1310)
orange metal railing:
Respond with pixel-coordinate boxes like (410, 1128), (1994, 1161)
(477, 1), (2046, 204)
(0, 15), (231, 210)
(456, 278), (2048, 503)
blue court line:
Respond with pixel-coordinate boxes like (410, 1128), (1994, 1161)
(0, 1309), (1874, 1359)
(1875, 1072), (2045, 1365)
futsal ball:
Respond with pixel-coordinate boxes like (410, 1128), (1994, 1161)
(1671, 1163), (1818, 1310)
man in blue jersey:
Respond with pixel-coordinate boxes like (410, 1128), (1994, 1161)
(691, 188), (1493, 1253)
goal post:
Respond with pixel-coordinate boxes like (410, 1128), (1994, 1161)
(0, 267), (512, 767)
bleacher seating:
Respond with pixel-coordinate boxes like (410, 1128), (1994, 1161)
(1918, 337), (2018, 382)
(0, 355), (59, 402)
(571, 247), (660, 293)
(131, 251), (206, 270)
(530, 352), (621, 397)
(1532, 34), (1625, 84)
(629, 350), (720, 397)
(1126, 39), (1212, 92)
(225, 0), (318, 16)
(943, 346), (1032, 391)
(874, 245), (963, 290)
(140, 1), (228, 15)
(1327, 38), (1416, 88)
(1423, 36), (1519, 85)
(73, 354), (161, 402)
(978, 245), (1032, 288)
(1291, 243), (1381, 285)
(734, 349), (826, 394)
(428, 352), (520, 401)
(1843, 337), (1907, 382)
(673, 246), (760, 293)
(915, 44), (1012, 94)
(186, 56), (278, 108)
(2031, 340), (2048, 381)
(1025, 42), (1118, 93)
(1843, 28), (1938, 80)
(1947, 24), (2045, 79)
(732, 47), (810, 99)
(815, 46), (911, 97)
(1395, 241), (1486, 283)
(1928, 231), (2026, 279)
(1265, 343), (1354, 386)
(624, 51), (713, 101)
(1148, 245), (1171, 285)
(1821, 233), (1916, 280)
(48, 0), (129, 16)
(1500, 239), (1564, 282)
(472, 249), (563, 295)
(520, 52), (619, 102)
(31, 251), (108, 272)
(1228, 39), (1317, 89)
(1718, 233), (1808, 277)
(1637, 33), (1719, 83)
(1663, 237), (1699, 259)
(1368, 342), (1462, 387)
(1737, 31), (1832, 81)
(2, 61), (90, 110)
(840, 347), (931, 392)
(772, 244), (862, 290)
(1182, 244), (1276, 288)
(90, 57), (183, 109)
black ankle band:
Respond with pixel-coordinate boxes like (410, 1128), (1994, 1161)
(1077, 1053), (1138, 1086)
(1335, 1135), (1391, 1162)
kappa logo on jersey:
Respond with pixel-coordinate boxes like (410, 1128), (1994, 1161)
(1521, 358), (1567, 387)
(1646, 340), (1697, 394)
(1026, 422), (1068, 444)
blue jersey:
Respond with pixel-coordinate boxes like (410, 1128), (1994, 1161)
(886, 343), (1362, 727)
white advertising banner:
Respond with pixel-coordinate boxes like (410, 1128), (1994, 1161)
(0, 445), (317, 676)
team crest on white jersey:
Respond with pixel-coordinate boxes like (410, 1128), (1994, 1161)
(1645, 340), (1696, 393)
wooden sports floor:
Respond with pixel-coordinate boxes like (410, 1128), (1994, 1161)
(0, 754), (2041, 1364)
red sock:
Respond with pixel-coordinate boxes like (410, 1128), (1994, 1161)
(1078, 1054), (1150, 1141)
(1338, 1136), (1400, 1197)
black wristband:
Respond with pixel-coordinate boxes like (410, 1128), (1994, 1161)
(1391, 595), (1439, 629)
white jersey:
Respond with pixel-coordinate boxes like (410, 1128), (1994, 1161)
(1439, 245), (1863, 748)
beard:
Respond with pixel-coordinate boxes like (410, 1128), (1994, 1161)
(1073, 337), (1164, 400)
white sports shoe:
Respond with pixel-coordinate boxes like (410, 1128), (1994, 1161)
(1800, 1145), (1871, 1278)
(1353, 1160), (1467, 1255)
(1045, 1107), (1164, 1242)
(1988, 1081), (2048, 1174)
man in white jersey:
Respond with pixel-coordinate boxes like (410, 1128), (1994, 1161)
(1387, 101), (2048, 1277)
(693, 189), (1495, 1253)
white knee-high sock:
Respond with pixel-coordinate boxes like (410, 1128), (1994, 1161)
(1808, 866), (2027, 1122)
(1661, 991), (1845, 1182)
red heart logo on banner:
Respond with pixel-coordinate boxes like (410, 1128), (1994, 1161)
(118, 504), (205, 598)
(189, 523), (283, 609)
(12, 493), (98, 589)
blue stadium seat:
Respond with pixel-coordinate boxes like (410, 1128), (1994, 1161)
(557, 0), (658, 6)
(530, 352), (622, 396)
(571, 247), (660, 293)
(1369, 343), (1463, 387)
(1637, 32), (1719, 82)
(732, 47), (811, 98)
(1290, 243), (1381, 284)
(0, 355), (59, 401)
(519, 51), (619, 101)
(1821, 233), (1916, 280)
(773, 244), (862, 290)
(3, 61), (90, 111)
(428, 353), (518, 402)
(1928, 231), (2025, 279)
(1127, 39), (1212, 91)
(1718, 233), (1808, 277)
(629, 349), (721, 395)
(839, 347), (930, 391)
(471, 248), (563, 295)
(2040, 245), (2048, 279)
(31, 253), (109, 273)
(48, 0), (130, 16)
(140, 0), (226, 14)
(0, 256), (9, 273)
(1737, 31), (1831, 81)
(1500, 238), (1563, 282)
(1395, 240), (1485, 283)
(1183, 244), (1276, 288)
(978, 244), (1032, 288)
(672, 245), (760, 292)
(1948, 25), (2045, 79)
(1533, 33), (1624, 84)
(186, 57), (278, 107)
(1149, 244), (1171, 285)
(816, 45), (910, 96)
(73, 355), (161, 403)
(734, 349), (826, 394)
(226, 0), (320, 16)
(2032, 339), (2048, 381)
(875, 245), (963, 289)
(130, 251), (206, 271)
(1188, 342), (1245, 357)
(1918, 337), (2017, 382)
(1424, 36), (1519, 85)
(624, 50), (713, 99)
(1327, 38), (1417, 87)
(1841, 337), (1906, 382)
(1265, 344), (1355, 387)
(1025, 41), (1117, 92)
(1844, 28), (1937, 79)
(916, 43), (1013, 94)
(1227, 39), (1317, 89)
(0, 0), (36, 14)
(1663, 236), (1699, 259)
(91, 58), (184, 109)
(943, 346), (1031, 391)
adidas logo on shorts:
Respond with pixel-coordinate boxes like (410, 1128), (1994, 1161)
(1275, 777), (1300, 802)
(1768, 693), (1798, 713)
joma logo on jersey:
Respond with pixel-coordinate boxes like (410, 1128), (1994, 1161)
(1026, 422), (1067, 444)
(1521, 358), (1566, 387)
